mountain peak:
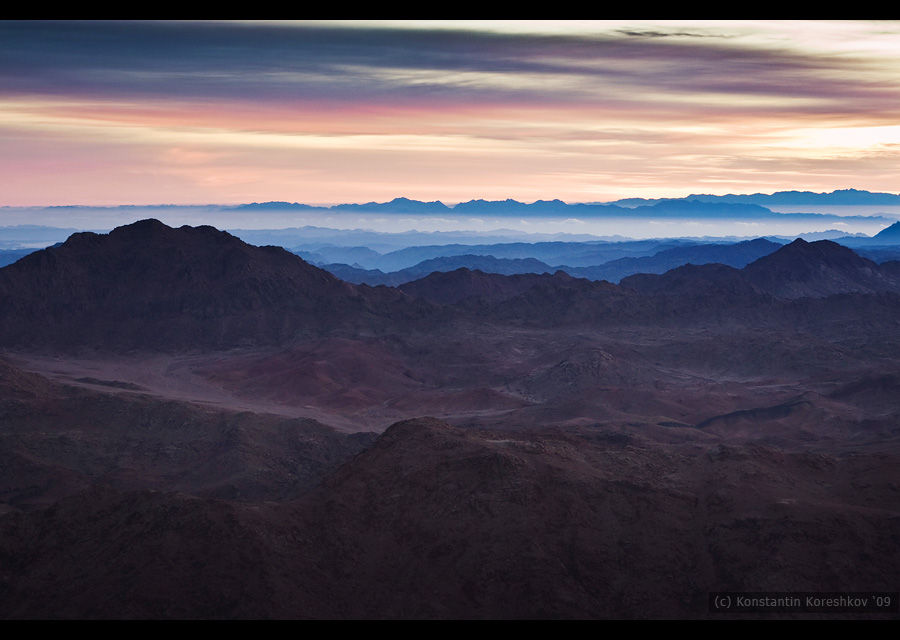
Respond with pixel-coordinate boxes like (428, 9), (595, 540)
(744, 238), (898, 298)
(107, 217), (176, 239)
(0, 219), (426, 351)
(749, 238), (868, 270)
(873, 221), (900, 241)
(106, 218), (233, 244)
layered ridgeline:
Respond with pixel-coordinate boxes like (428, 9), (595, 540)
(1, 219), (900, 619)
(318, 238), (786, 287)
(2, 220), (900, 350)
(622, 238), (900, 300)
(392, 238), (900, 324)
(0, 219), (437, 351)
(4, 190), (900, 267)
(232, 191), (900, 220)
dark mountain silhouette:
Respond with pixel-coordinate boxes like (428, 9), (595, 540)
(614, 263), (780, 330)
(621, 262), (763, 298)
(0, 219), (433, 351)
(4, 220), (895, 352)
(743, 238), (900, 298)
(383, 239), (900, 334)
(462, 273), (643, 327)
(398, 268), (574, 306)
(619, 239), (900, 301)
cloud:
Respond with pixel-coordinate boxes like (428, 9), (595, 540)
(2, 20), (898, 118)
(3, 21), (900, 206)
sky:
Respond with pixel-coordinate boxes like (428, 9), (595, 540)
(3, 20), (900, 209)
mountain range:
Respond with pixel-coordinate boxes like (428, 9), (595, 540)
(0, 219), (438, 351)
(320, 238), (787, 286)
(233, 189), (900, 216)
(1, 219), (899, 619)
(8, 188), (898, 232)
(611, 188), (900, 207)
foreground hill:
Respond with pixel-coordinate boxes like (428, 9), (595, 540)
(0, 357), (377, 510)
(2, 417), (897, 619)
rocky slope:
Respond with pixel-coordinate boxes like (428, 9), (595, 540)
(2, 418), (897, 619)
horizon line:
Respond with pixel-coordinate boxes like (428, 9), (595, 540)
(5, 187), (900, 210)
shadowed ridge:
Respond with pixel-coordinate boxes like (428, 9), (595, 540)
(745, 238), (874, 272)
(336, 416), (458, 460)
(281, 412), (900, 619)
(743, 238), (900, 298)
(397, 267), (645, 327)
(620, 262), (759, 297)
(621, 238), (900, 301)
(311, 416), (464, 498)
(371, 416), (457, 444)
(0, 219), (432, 352)
(399, 268), (575, 306)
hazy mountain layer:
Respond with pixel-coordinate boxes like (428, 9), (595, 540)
(611, 187), (900, 207)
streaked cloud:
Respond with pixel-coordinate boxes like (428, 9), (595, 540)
(1, 20), (900, 206)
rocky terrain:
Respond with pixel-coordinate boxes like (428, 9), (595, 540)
(0, 220), (898, 619)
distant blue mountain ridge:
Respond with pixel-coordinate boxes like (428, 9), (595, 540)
(610, 188), (900, 207)
(874, 220), (900, 240)
(230, 191), (900, 221)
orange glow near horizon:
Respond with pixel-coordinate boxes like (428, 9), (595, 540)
(2, 20), (900, 207)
